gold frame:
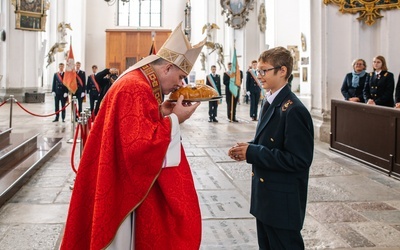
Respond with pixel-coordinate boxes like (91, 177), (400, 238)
(324, 0), (400, 26)
(12, 0), (49, 31)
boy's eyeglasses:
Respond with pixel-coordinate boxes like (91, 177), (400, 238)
(257, 66), (281, 76)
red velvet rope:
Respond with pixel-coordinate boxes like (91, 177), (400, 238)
(14, 100), (71, 117)
(70, 123), (81, 174)
(74, 103), (80, 117)
(0, 100), (7, 108)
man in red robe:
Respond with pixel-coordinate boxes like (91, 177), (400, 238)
(61, 23), (206, 250)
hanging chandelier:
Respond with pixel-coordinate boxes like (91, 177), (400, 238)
(104, 0), (130, 6)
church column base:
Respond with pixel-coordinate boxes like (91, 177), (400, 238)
(311, 108), (330, 143)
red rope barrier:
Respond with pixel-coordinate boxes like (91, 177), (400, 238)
(74, 103), (80, 117)
(14, 100), (71, 117)
(0, 100), (7, 108)
(70, 123), (81, 174)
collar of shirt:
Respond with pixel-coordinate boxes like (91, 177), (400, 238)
(266, 85), (285, 105)
(375, 70), (381, 75)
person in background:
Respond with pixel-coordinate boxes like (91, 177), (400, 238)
(223, 62), (242, 122)
(93, 68), (119, 115)
(86, 65), (99, 112)
(228, 46), (314, 250)
(246, 60), (261, 121)
(363, 55), (395, 107)
(73, 61), (86, 117)
(60, 23), (205, 250)
(341, 59), (367, 103)
(51, 63), (68, 122)
(206, 65), (222, 122)
(395, 73), (400, 109)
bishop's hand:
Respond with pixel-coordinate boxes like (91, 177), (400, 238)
(172, 95), (200, 123)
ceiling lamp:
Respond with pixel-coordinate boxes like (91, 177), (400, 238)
(104, 0), (130, 6)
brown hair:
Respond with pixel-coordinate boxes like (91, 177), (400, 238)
(258, 46), (293, 79)
(374, 55), (388, 71)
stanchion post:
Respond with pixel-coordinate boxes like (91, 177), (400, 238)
(94, 100), (98, 114)
(67, 96), (79, 144)
(85, 108), (91, 131)
(9, 95), (14, 128)
(80, 111), (86, 158)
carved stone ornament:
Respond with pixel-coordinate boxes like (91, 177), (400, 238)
(324, 0), (400, 26)
(258, 3), (266, 32)
(220, 0), (255, 29)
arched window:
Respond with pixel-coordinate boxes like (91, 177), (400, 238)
(118, 0), (162, 27)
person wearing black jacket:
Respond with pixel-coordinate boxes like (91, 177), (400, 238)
(246, 60), (262, 121)
(363, 55), (395, 107)
(206, 65), (222, 122)
(395, 73), (400, 109)
(223, 62), (243, 122)
(341, 59), (367, 103)
(51, 63), (69, 122)
(86, 65), (99, 112)
(228, 47), (314, 250)
(73, 61), (86, 117)
(93, 68), (119, 115)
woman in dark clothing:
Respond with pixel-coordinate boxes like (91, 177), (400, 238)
(341, 59), (367, 103)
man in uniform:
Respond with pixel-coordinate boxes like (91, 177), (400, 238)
(73, 61), (86, 118)
(223, 62), (242, 122)
(206, 65), (222, 122)
(246, 60), (261, 121)
(86, 65), (99, 112)
(51, 63), (68, 122)
(61, 23), (206, 250)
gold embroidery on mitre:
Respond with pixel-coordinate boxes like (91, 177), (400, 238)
(282, 100), (293, 111)
(178, 59), (191, 74)
(158, 48), (180, 64)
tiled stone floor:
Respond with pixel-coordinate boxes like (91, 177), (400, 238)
(0, 93), (400, 249)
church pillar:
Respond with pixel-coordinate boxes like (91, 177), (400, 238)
(309, 1), (330, 143)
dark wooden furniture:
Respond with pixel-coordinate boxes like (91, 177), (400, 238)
(330, 99), (400, 178)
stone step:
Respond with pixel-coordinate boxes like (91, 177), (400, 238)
(0, 132), (39, 177)
(0, 136), (62, 206)
(0, 128), (12, 149)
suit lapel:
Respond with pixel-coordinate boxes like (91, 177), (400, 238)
(255, 85), (291, 139)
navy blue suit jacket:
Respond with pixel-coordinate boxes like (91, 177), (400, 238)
(246, 85), (314, 231)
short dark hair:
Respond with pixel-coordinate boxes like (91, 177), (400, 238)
(92, 65), (98, 69)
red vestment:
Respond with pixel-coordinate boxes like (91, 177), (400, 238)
(61, 68), (201, 249)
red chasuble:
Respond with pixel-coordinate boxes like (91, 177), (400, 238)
(61, 68), (201, 249)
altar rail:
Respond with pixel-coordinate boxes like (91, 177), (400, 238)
(330, 99), (400, 178)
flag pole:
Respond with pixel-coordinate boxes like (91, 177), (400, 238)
(230, 39), (236, 122)
(230, 94), (234, 121)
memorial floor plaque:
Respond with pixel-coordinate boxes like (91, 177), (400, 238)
(198, 190), (252, 219)
(201, 219), (257, 250)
